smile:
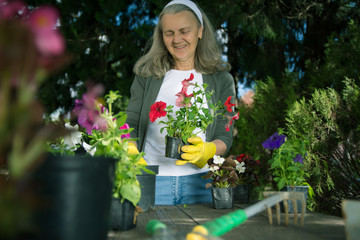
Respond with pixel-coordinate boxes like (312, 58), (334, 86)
(173, 44), (187, 49)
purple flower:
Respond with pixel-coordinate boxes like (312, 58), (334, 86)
(293, 154), (304, 164)
(262, 132), (286, 150)
(73, 84), (107, 135)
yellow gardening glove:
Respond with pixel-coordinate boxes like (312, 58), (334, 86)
(175, 137), (216, 168)
(128, 142), (147, 165)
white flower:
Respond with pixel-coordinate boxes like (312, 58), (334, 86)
(63, 123), (82, 150)
(213, 155), (225, 165)
(210, 165), (219, 172)
(83, 142), (97, 156)
(236, 161), (246, 173)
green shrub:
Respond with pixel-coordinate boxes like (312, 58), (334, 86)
(286, 78), (360, 216)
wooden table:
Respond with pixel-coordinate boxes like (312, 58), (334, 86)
(108, 203), (346, 240)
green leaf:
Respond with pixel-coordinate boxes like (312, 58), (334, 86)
(119, 180), (141, 206)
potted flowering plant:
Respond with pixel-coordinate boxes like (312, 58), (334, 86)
(262, 129), (314, 212)
(72, 85), (152, 230)
(231, 154), (261, 203)
(149, 73), (239, 159)
(202, 155), (248, 209)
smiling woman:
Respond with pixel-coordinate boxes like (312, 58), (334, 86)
(161, 10), (202, 70)
(126, 0), (236, 205)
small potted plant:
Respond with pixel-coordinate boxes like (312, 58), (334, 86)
(230, 154), (260, 204)
(262, 129), (314, 213)
(202, 155), (247, 209)
(149, 73), (239, 159)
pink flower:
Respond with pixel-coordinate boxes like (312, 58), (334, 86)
(175, 86), (193, 108)
(34, 30), (65, 56)
(73, 84), (107, 135)
(119, 123), (130, 139)
(27, 6), (65, 56)
(28, 6), (58, 31)
(149, 101), (167, 122)
(0, 0), (27, 20)
(224, 96), (236, 113)
(225, 112), (239, 131)
(181, 73), (194, 89)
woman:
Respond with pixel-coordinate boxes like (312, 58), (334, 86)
(126, 0), (236, 205)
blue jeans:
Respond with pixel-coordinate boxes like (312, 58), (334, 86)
(155, 172), (212, 205)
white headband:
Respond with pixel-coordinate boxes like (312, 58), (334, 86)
(164, 0), (203, 26)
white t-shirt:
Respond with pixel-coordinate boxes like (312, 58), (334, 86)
(143, 69), (209, 176)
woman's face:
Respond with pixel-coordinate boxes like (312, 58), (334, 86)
(161, 10), (203, 70)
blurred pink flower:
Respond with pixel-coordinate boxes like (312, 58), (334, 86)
(73, 84), (107, 135)
(28, 6), (58, 31)
(240, 90), (255, 107)
(0, 0), (26, 20)
(119, 123), (130, 139)
(34, 30), (65, 56)
(27, 6), (65, 56)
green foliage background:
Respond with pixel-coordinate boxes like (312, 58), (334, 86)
(26, 0), (360, 215)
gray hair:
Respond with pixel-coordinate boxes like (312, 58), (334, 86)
(133, 3), (230, 78)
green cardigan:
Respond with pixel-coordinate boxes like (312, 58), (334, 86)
(126, 71), (236, 154)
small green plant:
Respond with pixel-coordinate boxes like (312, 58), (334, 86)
(263, 130), (313, 196)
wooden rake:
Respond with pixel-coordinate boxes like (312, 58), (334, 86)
(262, 191), (306, 226)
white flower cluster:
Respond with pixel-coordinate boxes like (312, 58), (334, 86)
(63, 123), (96, 155)
(236, 161), (246, 173)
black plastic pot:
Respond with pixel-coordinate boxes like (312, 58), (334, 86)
(280, 185), (309, 213)
(165, 136), (184, 159)
(234, 184), (250, 204)
(137, 165), (159, 212)
(211, 187), (234, 209)
(110, 198), (136, 231)
(31, 154), (115, 240)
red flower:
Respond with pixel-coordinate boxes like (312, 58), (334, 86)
(149, 101), (167, 122)
(225, 112), (239, 131)
(224, 96), (236, 113)
(236, 154), (246, 162)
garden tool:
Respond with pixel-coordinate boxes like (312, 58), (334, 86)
(146, 191), (306, 240)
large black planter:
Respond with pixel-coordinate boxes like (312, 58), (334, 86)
(211, 188), (234, 209)
(280, 185), (309, 213)
(234, 184), (250, 204)
(137, 165), (159, 212)
(31, 154), (115, 240)
(165, 136), (184, 159)
(110, 198), (136, 231)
